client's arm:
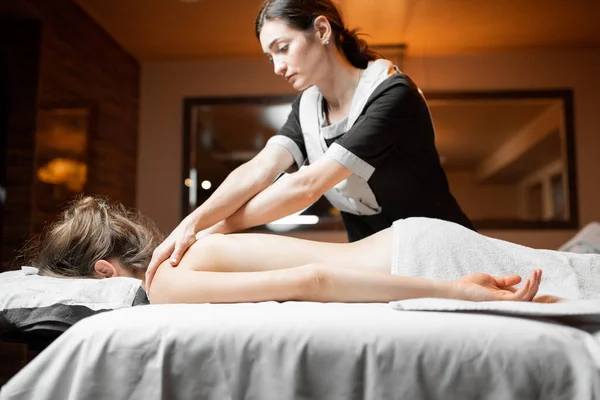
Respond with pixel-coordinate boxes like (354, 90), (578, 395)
(148, 262), (541, 304)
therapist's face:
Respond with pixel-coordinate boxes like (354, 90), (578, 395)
(259, 18), (327, 91)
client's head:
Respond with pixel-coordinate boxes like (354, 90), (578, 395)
(25, 196), (163, 280)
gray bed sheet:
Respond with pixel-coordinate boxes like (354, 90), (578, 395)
(2, 302), (600, 400)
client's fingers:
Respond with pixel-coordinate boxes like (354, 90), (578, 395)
(532, 269), (542, 298)
(495, 274), (522, 288)
(527, 270), (542, 300)
(520, 271), (536, 300)
(514, 277), (531, 300)
(513, 270), (542, 301)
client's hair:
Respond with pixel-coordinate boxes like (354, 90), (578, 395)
(24, 196), (163, 278)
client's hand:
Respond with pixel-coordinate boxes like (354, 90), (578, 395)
(145, 216), (197, 290)
(454, 269), (542, 302)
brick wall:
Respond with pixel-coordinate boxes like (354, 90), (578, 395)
(0, 18), (42, 271)
(0, 0), (140, 270)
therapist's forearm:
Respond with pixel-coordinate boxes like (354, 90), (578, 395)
(220, 173), (319, 233)
(190, 162), (274, 233)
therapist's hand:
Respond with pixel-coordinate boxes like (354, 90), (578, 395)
(145, 216), (197, 290)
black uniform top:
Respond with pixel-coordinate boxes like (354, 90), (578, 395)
(269, 69), (474, 242)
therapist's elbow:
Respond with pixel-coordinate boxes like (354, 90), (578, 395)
(228, 163), (263, 191)
(243, 155), (281, 189)
(292, 174), (323, 204)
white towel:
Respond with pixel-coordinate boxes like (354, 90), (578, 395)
(0, 267), (142, 311)
(390, 298), (600, 322)
(390, 218), (600, 315)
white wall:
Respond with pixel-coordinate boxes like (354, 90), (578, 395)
(139, 48), (600, 249)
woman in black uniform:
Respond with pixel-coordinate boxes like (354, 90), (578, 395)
(145, 0), (472, 287)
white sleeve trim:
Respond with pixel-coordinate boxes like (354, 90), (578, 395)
(266, 135), (306, 169)
(326, 143), (375, 181)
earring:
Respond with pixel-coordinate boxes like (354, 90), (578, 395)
(324, 39), (330, 45)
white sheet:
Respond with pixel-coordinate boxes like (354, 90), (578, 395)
(3, 302), (600, 400)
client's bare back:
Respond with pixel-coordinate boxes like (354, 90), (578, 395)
(179, 227), (395, 274)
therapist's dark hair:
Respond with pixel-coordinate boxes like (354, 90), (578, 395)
(23, 196), (163, 278)
(255, 0), (380, 69)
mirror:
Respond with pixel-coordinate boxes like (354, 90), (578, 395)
(426, 90), (577, 229)
(183, 89), (578, 231)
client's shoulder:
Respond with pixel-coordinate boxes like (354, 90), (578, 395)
(180, 233), (231, 272)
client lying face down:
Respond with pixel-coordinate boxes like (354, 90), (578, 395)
(24, 196), (160, 281)
(23, 196), (543, 304)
